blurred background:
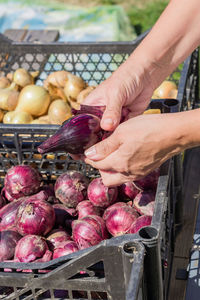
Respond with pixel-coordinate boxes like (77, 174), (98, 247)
(0, 0), (169, 41)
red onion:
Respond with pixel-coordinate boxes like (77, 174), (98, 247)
(87, 177), (118, 208)
(14, 235), (49, 263)
(102, 202), (127, 221)
(105, 205), (139, 237)
(53, 203), (77, 229)
(0, 199), (24, 231)
(77, 200), (102, 219)
(54, 171), (89, 208)
(133, 191), (155, 216)
(46, 229), (71, 250)
(53, 240), (79, 259)
(0, 230), (21, 261)
(0, 191), (7, 207)
(72, 215), (108, 249)
(4, 165), (42, 200)
(128, 215), (152, 234)
(38, 113), (102, 155)
(118, 182), (140, 201)
(134, 168), (160, 191)
(39, 185), (57, 204)
(16, 199), (55, 236)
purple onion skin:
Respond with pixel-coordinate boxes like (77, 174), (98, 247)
(53, 241), (79, 259)
(14, 235), (49, 263)
(105, 206), (139, 237)
(102, 202), (128, 221)
(53, 203), (77, 229)
(0, 199), (24, 231)
(118, 182), (140, 201)
(87, 178), (118, 208)
(0, 230), (22, 261)
(133, 191), (155, 216)
(54, 171), (89, 208)
(77, 200), (102, 219)
(134, 168), (160, 191)
(39, 185), (58, 204)
(72, 215), (108, 250)
(128, 215), (152, 234)
(16, 199), (55, 236)
(38, 113), (102, 155)
(46, 229), (71, 251)
(4, 165), (42, 200)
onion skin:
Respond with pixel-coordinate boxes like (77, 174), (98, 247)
(14, 235), (49, 263)
(38, 113), (102, 155)
(54, 171), (89, 208)
(72, 215), (108, 250)
(87, 178), (118, 208)
(102, 202), (128, 221)
(105, 205), (139, 237)
(118, 182), (140, 201)
(4, 165), (42, 200)
(0, 199), (24, 231)
(128, 215), (152, 234)
(134, 168), (160, 191)
(77, 200), (102, 219)
(46, 229), (71, 251)
(53, 203), (77, 228)
(53, 240), (79, 259)
(0, 230), (22, 261)
(133, 191), (155, 216)
(16, 199), (55, 236)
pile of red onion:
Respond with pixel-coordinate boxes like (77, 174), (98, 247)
(0, 163), (159, 268)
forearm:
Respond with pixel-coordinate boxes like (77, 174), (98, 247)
(116, 0), (200, 90)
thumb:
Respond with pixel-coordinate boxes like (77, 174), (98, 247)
(84, 132), (119, 161)
(101, 100), (122, 131)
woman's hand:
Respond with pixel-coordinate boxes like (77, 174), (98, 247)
(84, 112), (186, 186)
(83, 58), (155, 131)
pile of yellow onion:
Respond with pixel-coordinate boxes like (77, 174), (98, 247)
(0, 69), (95, 125)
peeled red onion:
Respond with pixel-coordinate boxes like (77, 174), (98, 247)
(0, 198), (24, 231)
(0, 230), (21, 261)
(4, 165), (42, 200)
(76, 200), (102, 219)
(14, 234), (49, 263)
(72, 215), (108, 249)
(38, 113), (102, 155)
(46, 229), (71, 251)
(54, 171), (89, 208)
(133, 191), (155, 216)
(53, 240), (79, 259)
(53, 203), (77, 229)
(118, 182), (140, 201)
(128, 215), (152, 234)
(105, 205), (139, 237)
(87, 178), (118, 208)
(16, 199), (55, 236)
(134, 168), (160, 191)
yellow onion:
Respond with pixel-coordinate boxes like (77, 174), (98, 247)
(16, 85), (50, 117)
(48, 99), (72, 125)
(77, 86), (96, 104)
(9, 111), (33, 124)
(3, 111), (16, 124)
(31, 119), (49, 124)
(0, 89), (19, 111)
(64, 74), (86, 100)
(0, 109), (4, 122)
(154, 80), (177, 98)
(6, 73), (13, 82)
(13, 68), (34, 88)
(44, 70), (70, 89)
(0, 77), (10, 89)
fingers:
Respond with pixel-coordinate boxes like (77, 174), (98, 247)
(84, 132), (120, 161)
(100, 170), (131, 187)
(100, 102), (122, 131)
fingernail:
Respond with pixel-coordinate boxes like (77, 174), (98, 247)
(84, 146), (96, 158)
(103, 118), (115, 126)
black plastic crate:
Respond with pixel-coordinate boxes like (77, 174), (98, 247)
(0, 34), (198, 300)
